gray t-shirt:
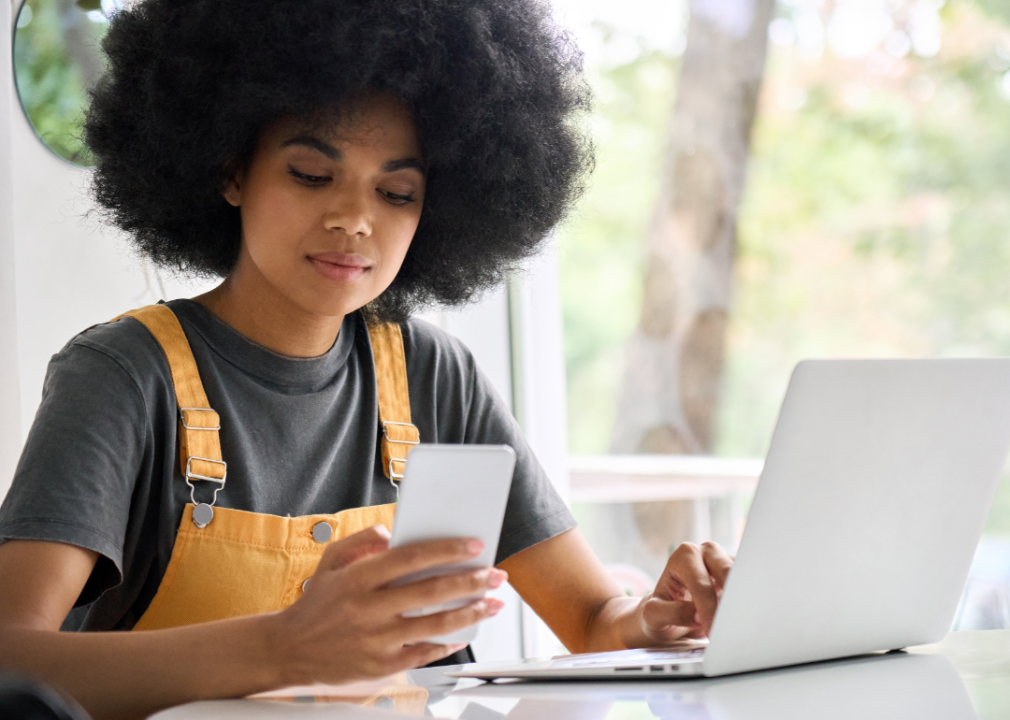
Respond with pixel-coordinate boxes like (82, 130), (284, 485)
(0, 299), (574, 631)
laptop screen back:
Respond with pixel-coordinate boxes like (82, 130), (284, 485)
(705, 359), (1010, 676)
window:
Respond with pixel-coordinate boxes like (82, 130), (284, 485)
(557, 0), (1010, 629)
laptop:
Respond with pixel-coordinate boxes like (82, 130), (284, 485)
(451, 359), (1010, 679)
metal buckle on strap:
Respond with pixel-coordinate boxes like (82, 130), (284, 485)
(185, 456), (227, 484)
(387, 458), (406, 498)
(382, 423), (415, 497)
(184, 456), (227, 508)
(388, 458), (406, 482)
(179, 407), (221, 431)
(382, 421), (419, 445)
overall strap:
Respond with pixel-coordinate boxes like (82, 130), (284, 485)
(113, 306), (226, 506)
(114, 305), (417, 494)
(366, 322), (419, 482)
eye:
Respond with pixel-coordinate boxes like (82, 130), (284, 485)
(378, 189), (415, 206)
(288, 167), (331, 186)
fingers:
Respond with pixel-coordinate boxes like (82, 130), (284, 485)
(662, 544), (718, 633)
(393, 597), (504, 645)
(380, 567), (508, 616)
(350, 537), (485, 590)
(657, 541), (735, 637)
(701, 542), (733, 596)
(359, 641), (470, 678)
(394, 642), (469, 671)
(318, 525), (391, 573)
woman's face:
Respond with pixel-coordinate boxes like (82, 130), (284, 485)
(223, 94), (425, 319)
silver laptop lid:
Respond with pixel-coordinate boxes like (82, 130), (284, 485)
(705, 359), (1010, 676)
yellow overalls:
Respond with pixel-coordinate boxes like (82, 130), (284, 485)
(111, 304), (421, 631)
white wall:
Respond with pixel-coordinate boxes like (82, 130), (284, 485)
(0, 0), (23, 497)
(5, 0), (211, 447)
(3, 0), (215, 495)
(11, 117), (171, 435)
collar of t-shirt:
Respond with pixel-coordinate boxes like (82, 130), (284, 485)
(165, 299), (359, 393)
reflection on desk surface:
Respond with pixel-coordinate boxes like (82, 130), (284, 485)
(150, 631), (1010, 720)
(443, 653), (973, 719)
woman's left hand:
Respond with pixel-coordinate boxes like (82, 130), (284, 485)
(499, 528), (734, 653)
(634, 541), (734, 643)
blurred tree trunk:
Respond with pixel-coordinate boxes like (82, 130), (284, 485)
(59, 0), (105, 91)
(612, 0), (775, 459)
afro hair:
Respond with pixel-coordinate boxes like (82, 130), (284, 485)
(84, 0), (593, 321)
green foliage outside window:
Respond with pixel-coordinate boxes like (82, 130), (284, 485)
(557, 1), (1010, 534)
(558, 42), (678, 456)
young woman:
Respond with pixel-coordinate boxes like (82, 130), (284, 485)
(0, 1), (732, 718)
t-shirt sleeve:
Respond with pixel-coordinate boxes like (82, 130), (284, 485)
(464, 366), (577, 564)
(0, 340), (148, 605)
(402, 319), (576, 565)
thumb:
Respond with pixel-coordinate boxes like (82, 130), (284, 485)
(320, 524), (391, 572)
(641, 596), (700, 634)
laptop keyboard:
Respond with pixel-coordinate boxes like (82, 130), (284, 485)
(564, 646), (706, 669)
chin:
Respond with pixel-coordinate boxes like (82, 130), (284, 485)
(296, 291), (371, 320)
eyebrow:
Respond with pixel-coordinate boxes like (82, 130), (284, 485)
(282, 135), (340, 160)
(381, 158), (426, 174)
(281, 135), (425, 175)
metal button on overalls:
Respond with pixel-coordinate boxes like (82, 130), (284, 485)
(312, 522), (333, 543)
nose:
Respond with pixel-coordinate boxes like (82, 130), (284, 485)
(323, 188), (372, 238)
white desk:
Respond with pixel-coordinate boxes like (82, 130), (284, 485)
(151, 630), (1010, 719)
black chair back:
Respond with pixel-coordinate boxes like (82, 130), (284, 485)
(0, 675), (91, 720)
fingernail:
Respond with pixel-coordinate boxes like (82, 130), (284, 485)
(449, 643), (468, 652)
(487, 599), (504, 617)
(694, 612), (701, 625)
(488, 569), (506, 588)
(466, 539), (484, 555)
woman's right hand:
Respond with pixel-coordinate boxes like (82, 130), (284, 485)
(270, 524), (506, 686)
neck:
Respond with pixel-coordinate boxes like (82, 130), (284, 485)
(194, 261), (344, 359)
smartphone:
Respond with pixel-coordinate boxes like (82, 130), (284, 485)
(389, 443), (516, 645)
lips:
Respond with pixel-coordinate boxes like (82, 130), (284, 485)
(308, 252), (371, 283)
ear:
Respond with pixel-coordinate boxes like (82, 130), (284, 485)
(221, 163), (244, 207)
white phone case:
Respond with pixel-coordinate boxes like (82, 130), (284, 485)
(389, 444), (516, 646)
